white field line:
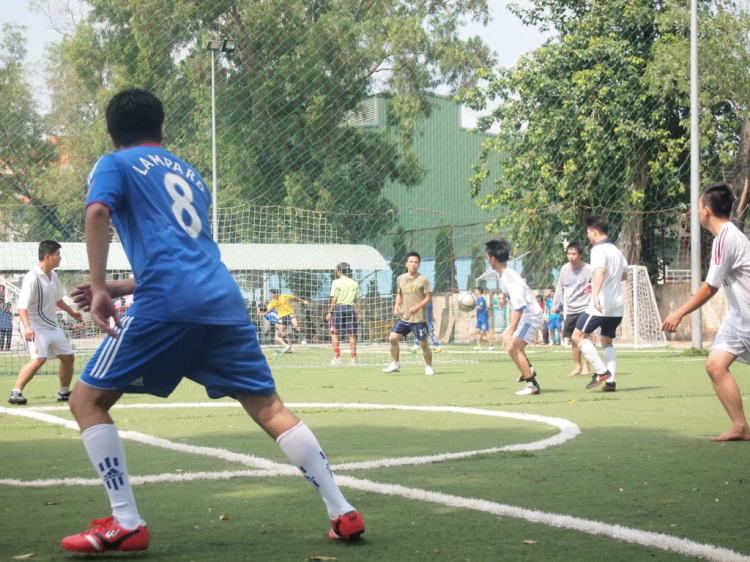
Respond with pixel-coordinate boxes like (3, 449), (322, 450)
(2, 404), (748, 561)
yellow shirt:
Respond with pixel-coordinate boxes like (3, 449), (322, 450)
(268, 294), (295, 318)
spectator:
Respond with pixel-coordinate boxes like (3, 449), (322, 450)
(0, 303), (13, 351)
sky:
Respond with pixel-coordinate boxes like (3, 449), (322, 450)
(0, 0), (552, 124)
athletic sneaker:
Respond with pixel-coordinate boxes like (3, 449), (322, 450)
(602, 381), (617, 392)
(57, 390), (72, 401)
(350, 357), (358, 365)
(330, 357), (343, 366)
(586, 371), (611, 390)
(425, 365), (434, 376)
(61, 516), (150, 553)
(473, 346), (482, 351)
(433, 346), (442, 353)
(382, 362), (400, 373)
(282, 344), (293, 354)
(329, 510), (365, 540)
(488, 345), (495, 351)
(7, 390), (26, 405)
(515, 382), (541, 396)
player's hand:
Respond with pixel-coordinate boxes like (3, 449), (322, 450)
(71, 282), (93, 311)
(23, 326), (35, 341)
(503, 330), (513, 350)
(408, 306), (420, 315)
(393, 306), (400, 317)
(593, 295), (603, 313)
(356, 312), (363, 321)
(90, 289), (122, 337)
(70, 310), (84, 322)
(662, 312), (683, 333)
(325, 312), (332, 320)
(583, 283), (592, 294)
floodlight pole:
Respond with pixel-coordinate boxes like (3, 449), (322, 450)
(210, 49), (219, 242)
(690, 0), (702, 349)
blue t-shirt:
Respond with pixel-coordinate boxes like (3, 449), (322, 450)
(87, 145), (248, 325)
(476, 296), (488, 321)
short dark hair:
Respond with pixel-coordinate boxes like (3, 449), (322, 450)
(406, 252), (421, 263)
(566, 241), (584, 255)
(535, 294), (543, 301)
(38, 240), (61, 261)
(106, 88), (165, 147)
(475, 286), (484, 294)
(585, 215), (609, 234)
(485, 239), (511, 263)
(270, 289), (279, 295)
(701, 182), (735, 219)
(336, 262), (352, 276)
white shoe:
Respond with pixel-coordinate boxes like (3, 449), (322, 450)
(350, 356), (358, 365)
(515, 382), (541, 396)
(282, 344), (293, 354)
(473, 346), (482, 351)
(425, 366), (435, 376)
(330, 357), (343, 366)
(547, 342), (554, 346)
(382, 362), (400, 373)
(488, 345), (495, 351)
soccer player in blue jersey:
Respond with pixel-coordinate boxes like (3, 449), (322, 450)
(61, 89), (364, 553)
(471, 287), (494, 351)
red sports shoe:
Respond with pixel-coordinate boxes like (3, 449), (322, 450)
(329, 510), (365, 540)
(61, 515), (150, 553)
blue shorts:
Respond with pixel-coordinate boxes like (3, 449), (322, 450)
(575, 313), (622, 339)
(392, 319), (429, 341)
(476, 318), (489, 332)
(548, 316), (562, 330)
(80, 317), (276, 399)
(330, 305), (358, 336)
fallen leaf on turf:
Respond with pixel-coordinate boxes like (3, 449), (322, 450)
(219, 514), (229, 520)
(44, 501), (61, 505)
(523, 540), (537, 545)
(306, 557), (337, 561)
(619, 488), (624, 492)
(564, 400), (576, 404)
(13, 555), (34, 560)
(207, 508), (212, 513)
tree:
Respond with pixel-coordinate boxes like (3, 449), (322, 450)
(434, 223), (456, 292)
(391, 225), (408, 295)
(469, 241), (487, 290)
(461, 0), (750, 279)
(36, 0), (494, 245)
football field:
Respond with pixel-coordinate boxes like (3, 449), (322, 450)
(2, 347), (750, 561)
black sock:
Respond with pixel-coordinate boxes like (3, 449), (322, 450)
(526, 375), (538, 387)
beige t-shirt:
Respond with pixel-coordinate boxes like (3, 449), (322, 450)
(397, 273), (432, 323)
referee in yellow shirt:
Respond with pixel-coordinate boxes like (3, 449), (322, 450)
(325, 263), (362, 365)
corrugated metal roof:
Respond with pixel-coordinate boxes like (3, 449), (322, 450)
(0, 243), (389, 272)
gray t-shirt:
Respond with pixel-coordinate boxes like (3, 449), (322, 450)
(397, 273), (432, 323)
(552, 262), (592, 316)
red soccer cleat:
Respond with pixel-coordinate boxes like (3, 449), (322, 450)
(329, 510), (365, 540)
(61, 515), (150, 553)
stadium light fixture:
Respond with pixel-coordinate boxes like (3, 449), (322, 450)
(205, 38), (237, 242)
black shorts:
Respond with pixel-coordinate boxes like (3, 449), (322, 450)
(575, 312), (622, 339)
(563, 312), (584, 339)
(330, 306), (358, 336)
(278, 313), (296, 328)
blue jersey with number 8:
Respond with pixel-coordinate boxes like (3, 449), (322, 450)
(87, 145), (248, 325)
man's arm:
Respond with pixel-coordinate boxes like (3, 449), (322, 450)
(551, 274), (563, 313)
(326, 295), (338, 319)
(662, 282), (718, 332)
(356, 296), (362, 320)
(56, 299), (83, 321)
(86, 203), (121, 336)
(591, 267), (605, 312)
(71, 278), (136, 311)
(292, 295), (310, 305)
(18, 308), (34, 341)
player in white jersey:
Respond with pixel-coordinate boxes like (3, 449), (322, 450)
(663, 182), (750, 441)
(7, 240), (83, 405)
(571, 216), (628, 392)
(485, 240), (544, 395)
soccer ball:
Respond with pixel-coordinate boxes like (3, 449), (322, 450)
(300, 340), (307, 345)
(457, 292), (476, 312)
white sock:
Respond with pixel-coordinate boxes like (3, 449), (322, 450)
(59, 386), (69, 394)
(276, 421), (354, 520)
(82, 424), (141, 529)
(603, 345), (616, 382)
(578, 340), (606, 374)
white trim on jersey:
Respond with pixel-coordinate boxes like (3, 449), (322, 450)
(705, 222), (750, 335)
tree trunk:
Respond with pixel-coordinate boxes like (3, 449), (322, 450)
(732, 118), (750, 232)
(618, 145), (648, 265)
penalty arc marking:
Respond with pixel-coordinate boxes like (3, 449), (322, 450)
(0, 403), (748, 562)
